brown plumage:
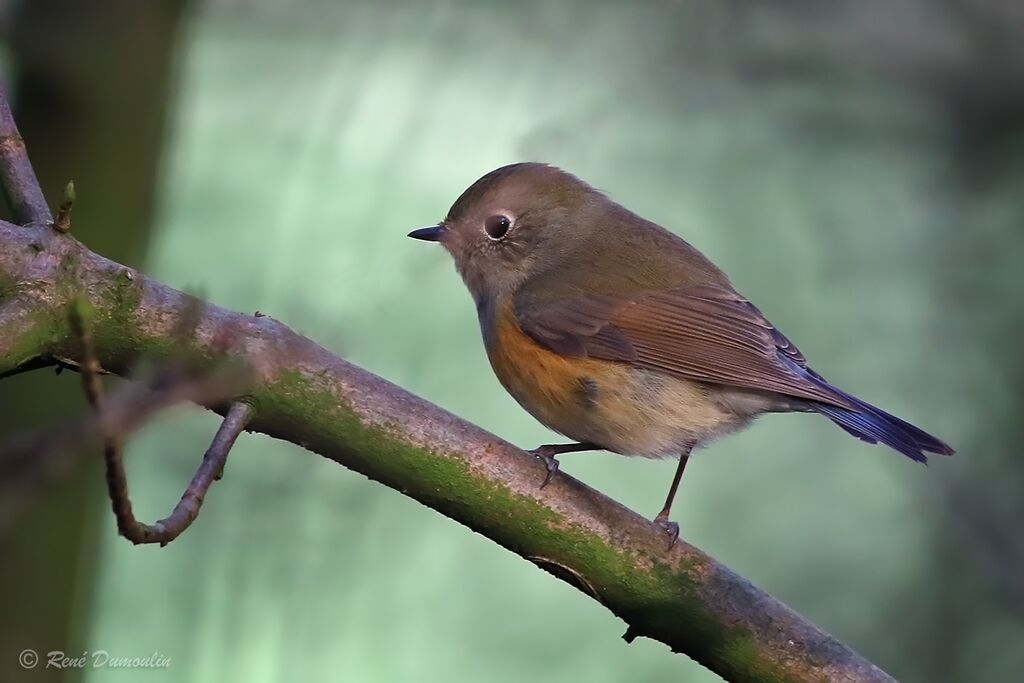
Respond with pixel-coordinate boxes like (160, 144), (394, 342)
(409, 162), (954, 542)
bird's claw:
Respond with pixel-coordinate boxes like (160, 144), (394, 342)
(528, 447), (560, 489)
(653, 514), (680, 549)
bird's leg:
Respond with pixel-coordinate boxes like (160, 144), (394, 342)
(653, 445), (693, 547)
(527, 442), (601, 489)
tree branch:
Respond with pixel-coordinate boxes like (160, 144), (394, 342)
(0, 218), (895, 682)
(0, 89), (51, 226)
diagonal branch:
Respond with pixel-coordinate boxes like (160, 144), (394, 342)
(0, 219), (895, 683)
(0, 89), (51, 226)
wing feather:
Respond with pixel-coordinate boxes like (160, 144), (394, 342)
(515, 285), (851, 409)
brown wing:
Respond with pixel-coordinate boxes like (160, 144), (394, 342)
(514, 284), (852, 408)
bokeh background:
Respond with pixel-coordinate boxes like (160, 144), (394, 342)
(1, 1), (1022, 682)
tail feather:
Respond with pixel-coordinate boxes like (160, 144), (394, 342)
(813, 389), (955, 463)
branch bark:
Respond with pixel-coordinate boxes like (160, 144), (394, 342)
(0, 90), (51, 226)
(0, 219), (895, 683)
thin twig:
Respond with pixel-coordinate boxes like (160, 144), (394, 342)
(144, 401), (252, 546)
(0, 88), (51, 226)
(69, 300), (133, 535)
(68, 300), (253, 546)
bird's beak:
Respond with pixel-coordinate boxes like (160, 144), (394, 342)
(407, 224), (446, 242)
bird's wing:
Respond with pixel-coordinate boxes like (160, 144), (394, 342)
(514, 283), (852, 408)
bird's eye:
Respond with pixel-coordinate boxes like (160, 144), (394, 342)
(484, 214), (512, 240)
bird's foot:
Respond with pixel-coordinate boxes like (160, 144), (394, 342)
(527, 446), (561, 489)
(653, 511), (680, 549)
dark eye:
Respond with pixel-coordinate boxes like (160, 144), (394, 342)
(484, 214), (512, 240)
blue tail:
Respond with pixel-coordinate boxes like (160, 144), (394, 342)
(791, 364), (955, 463)
(812, 384), (954, 463)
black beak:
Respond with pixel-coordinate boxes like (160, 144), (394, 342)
(407, 224), (445, 242)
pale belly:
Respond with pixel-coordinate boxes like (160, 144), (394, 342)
(484, 306), (767, 458)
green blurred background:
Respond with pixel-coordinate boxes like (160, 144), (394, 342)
(1, 1), (1022, 682)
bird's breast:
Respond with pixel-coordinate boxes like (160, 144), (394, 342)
(483, 301), (607, 433)
(481, 301), (747, 457)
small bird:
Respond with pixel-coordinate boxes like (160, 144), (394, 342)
(409, 163), (954, 542)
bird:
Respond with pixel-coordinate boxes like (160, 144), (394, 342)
(408, 162), (954, 542)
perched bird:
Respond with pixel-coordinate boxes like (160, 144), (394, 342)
(409, 163), (954, 541)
